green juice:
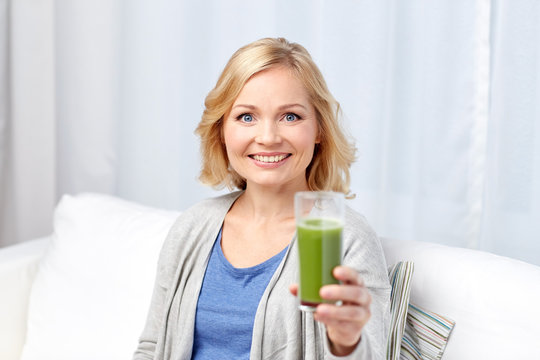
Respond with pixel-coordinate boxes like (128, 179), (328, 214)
(297, 218), (343, 307)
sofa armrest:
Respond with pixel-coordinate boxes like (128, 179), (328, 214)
(0, 237), (50, 360)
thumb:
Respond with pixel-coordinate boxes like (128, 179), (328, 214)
(289, 283), (299, 297)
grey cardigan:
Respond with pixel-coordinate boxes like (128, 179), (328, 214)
(133, 192), (390, 360)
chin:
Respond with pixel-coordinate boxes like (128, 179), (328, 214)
(246, 176), (305, 191)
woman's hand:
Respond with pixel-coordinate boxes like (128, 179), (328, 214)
(289, 266), (372, 356)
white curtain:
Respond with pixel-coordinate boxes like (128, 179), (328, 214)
(0, 0), (55, 247)
(1, 0), (539, 266)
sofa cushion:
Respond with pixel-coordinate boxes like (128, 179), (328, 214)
(401, 303), (455, 360)
(387, 261), (414, 360)
(21, 193), (180, 360)
(381, 237), (540, 360)
(386, 260), (455, 360)
(0, 238), (48, 360)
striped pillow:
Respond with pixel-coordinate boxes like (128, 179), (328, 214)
(386, 261), (456, 360)
(400, 304), (455, 360)
(387, 261), (414, 360)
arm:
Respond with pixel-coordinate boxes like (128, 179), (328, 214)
(320, 210), (391, 359)
(288, 217), (391, 359)
(318, 267), (390, 359)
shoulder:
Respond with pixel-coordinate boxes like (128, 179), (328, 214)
(342, 205), (389, 289)
(182, 191), (242, 217)
(158, 191), (242, 265)
(170, 191), (242, 228)
(344, 205), (378, 241)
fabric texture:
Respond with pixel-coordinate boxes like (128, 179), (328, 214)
(386, 262), (414, 360)
(400, 304), (455, 360)
(133, 191), (391, 360)
(192, 229), (287, 359)
(385, 260), (455, 360)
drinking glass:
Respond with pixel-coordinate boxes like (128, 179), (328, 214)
(295, 191), (344, 312)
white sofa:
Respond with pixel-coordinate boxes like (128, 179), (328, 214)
(1, 193), (540, 360)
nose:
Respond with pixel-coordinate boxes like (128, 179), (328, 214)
(255, 120), (282, 145)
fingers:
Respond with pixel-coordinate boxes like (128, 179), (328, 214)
(319, 266), (371, 306)
(314, 303), (371, 349)
(333, 266), (364, 286)
(314, 266), (371, 344)
(320, 283), (371, 306)
(314, 303), (371, 325)
(289, 283), (298, 297)
(291, 266), (371, 307)
(290, 266), (370, 354)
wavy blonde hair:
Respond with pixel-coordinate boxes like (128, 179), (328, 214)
(195, 37), (356, 196)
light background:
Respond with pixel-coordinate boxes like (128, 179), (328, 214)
(1, 0), (539, 265)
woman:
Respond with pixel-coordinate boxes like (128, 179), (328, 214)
(134, 37), (390, 360)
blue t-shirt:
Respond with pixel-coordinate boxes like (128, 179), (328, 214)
(192, 229), (288, 359)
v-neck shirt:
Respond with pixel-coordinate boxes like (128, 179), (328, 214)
(191, 228), (288, 360)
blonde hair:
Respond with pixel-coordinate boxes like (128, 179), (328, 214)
(195, 37), (356, 196)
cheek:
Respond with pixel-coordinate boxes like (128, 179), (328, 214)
(303, 130), (320, 164)
(296, 127), (319, 153)
(222, 126), (245, 159)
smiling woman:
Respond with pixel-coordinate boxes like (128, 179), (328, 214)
(133, 38), (391, 360)
(196, 38), (356, 195)
(222, 66), (320, 191)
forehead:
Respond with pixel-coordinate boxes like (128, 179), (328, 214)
(233, 66), (312, 105)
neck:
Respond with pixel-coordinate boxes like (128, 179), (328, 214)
(236, 182), (309, 221)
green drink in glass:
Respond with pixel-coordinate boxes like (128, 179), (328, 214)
(295, 192), (344, 311)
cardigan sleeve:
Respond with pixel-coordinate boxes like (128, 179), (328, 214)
(322, 207), (391, 360)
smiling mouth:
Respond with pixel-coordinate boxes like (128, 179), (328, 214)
(249, 154), (291, 163)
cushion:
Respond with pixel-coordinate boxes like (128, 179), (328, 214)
(21, 193), (180, 360)
(400, 303), (455, 360)
(381, 237), (540, 359)
(0, 238), (48, 360)
(387, 261), (414, 360)
(386, 261), (455, 360)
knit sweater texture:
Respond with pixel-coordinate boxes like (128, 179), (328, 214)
(133, 191), (391, 360)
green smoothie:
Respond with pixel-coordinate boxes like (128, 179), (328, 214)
(297, 217), (343, 307)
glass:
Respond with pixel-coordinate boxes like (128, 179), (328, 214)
(295, 191), (344, 312)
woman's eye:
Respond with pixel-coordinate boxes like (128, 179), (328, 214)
(285, 113), (299, 122)
(239, 114), (253, 123)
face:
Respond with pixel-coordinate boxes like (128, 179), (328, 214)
(222, 66), (320, 191)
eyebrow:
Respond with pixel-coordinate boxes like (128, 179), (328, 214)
(231, 103), (308, 111)
(231, 104), (256, 111)
(279, 103), (308, 111)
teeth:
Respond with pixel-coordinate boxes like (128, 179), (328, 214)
(253, 154), (288, 163)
